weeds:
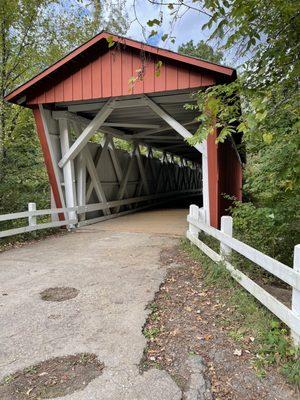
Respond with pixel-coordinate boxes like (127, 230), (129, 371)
(23, 366), (37, 374)
(3, 375), (14, 384)
(181, 239), (300, 388)
(143, 327), (160, 340)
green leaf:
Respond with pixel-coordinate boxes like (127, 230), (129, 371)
(262, 132), (273, 144)
(106, 35), (115, 48)
(147, 19), (161, 27)
(149, 30), (158, 38)
(155, 60), (163, 77)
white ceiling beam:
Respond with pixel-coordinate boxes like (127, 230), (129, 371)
(159, 143), (190, 150)
(53, 110), (128, 139)
(52, 109), (196, 160)
(143, 138), (183, 143)
(142, 95), (205, 154)
(103, 122), (161, 129)
(60, 92), (196, 113)
(67, 98), (145, 113)
(130, 135), (182, 141)
(58, 99), (115, 168)
(131, 120), (198, 139)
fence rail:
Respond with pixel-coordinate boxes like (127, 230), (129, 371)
(0, 189), (200, 238)
(186, 204), (300, 346)
(0, 202), (78, 239)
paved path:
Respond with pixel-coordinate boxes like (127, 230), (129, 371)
(99, 207), (188, 236)
(0, 209), (188, 399)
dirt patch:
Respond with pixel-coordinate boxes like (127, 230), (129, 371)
(262, 284), (292, 308)
(140, 245), (298, 400)
(0, 353), (104, 400)
(40, 287), (79, 302)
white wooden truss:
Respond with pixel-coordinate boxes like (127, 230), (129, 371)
(40, 93), (205, 227)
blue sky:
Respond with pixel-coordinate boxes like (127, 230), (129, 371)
(126, 1), (211, 47)
(124, 0), (241, 67)
(78, 0), (242, 68)
(124, 1), (250, 68)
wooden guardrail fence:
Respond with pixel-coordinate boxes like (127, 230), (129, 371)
(186, 204), (300, 346)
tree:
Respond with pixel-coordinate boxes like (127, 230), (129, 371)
(178, 39), (224, 63)
(145, 0), (300, 264)
(0, 0), (128, 213)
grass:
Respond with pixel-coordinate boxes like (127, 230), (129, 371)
(180, 238), (300, 388)
(143, 327), (160, 340)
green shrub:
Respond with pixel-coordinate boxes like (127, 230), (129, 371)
(230, 200), (299, 267)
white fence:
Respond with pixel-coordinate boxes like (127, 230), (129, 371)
(0, 203), (78, 239)
(186, 204), (300, 346)
(0, 189), (199, 239)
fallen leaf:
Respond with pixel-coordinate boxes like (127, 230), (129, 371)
(233, 349), (242, 356)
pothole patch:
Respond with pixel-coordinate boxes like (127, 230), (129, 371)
(0, 353), (104, 400)
(40, 287), (79, 302)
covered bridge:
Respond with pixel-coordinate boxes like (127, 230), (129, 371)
(5, 31), (242, 228)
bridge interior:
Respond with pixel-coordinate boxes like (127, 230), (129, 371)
(41, 89), (204, 227)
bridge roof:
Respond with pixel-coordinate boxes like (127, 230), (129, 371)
(5, 31), (236, 106)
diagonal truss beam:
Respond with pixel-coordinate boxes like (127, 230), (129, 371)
(86, 135), (110, 202)
(134, 144), (150, 197)
(83, 148), (111, 215)
(115, 144), (137, 213)
(108, 138), (131, 210)
(142, 95), (205, 154)
(58, 99), (115, 168)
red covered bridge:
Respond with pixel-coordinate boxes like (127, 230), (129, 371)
(5, 31), (242, 228)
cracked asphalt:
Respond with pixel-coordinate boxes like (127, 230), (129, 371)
(0, 209), (188, 399)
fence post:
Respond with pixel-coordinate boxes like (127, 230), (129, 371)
(188, 204), (199, 237)
(292, 245), (300, 346)
(199, 207), (206, 225)
(28, 202), (37, 229)
(220, 216), (233, 259)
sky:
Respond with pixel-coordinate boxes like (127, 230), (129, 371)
(125, 1), (211, 48)
(77, 0), (243, 68)
(123, 0), (240, 67)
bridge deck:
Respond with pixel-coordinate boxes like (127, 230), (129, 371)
(98, 207), (188, 236)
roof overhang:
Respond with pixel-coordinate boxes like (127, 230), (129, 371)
(5, 31), (236, 105)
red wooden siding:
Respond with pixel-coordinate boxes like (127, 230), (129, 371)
(218, 139), (243, 218)
(207, 132), (219, 228)
(28, 47), (216, 105)
(33, 108), (64, 218)
(207, 132), (243, 228)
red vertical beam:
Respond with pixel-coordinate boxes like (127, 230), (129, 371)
(207, 131), (219, 228)
(217, 139), (243, 218)
(32, 107), (64, 218)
